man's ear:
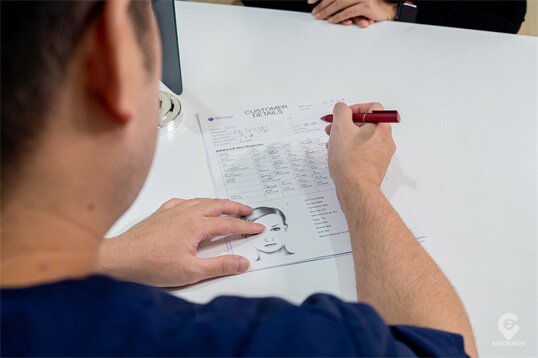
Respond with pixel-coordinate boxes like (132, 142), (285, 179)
(86, 0), (135, 124)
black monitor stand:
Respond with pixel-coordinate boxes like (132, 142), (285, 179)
(153, 0), (183, 95)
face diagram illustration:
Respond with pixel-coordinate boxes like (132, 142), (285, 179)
(242, 207), (294, 261)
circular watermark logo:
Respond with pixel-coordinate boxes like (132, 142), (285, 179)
(491, 313), (527, 347)
(498, 313), (520, 340)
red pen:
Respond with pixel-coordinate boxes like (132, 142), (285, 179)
(321, 110), (400, 123)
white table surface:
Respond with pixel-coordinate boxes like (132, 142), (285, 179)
(110, 2), (537, 356)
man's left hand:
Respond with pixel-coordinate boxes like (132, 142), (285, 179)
(98, 198), (265, 287)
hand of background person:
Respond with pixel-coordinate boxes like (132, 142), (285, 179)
(325, 102), (396, 193)
(308, 0), (398, 28)
(98, 198), (265, 287)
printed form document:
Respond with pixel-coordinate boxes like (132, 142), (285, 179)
(198, 98), (427, 271)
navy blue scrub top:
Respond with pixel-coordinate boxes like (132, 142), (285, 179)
(1, 275), (468, 356)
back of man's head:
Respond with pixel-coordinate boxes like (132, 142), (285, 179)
(1, 0), (153, 198)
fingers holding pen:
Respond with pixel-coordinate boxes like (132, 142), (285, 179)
(348, 101), (384, 114)
(324, 102), (356, 138)
(325, 123), (332, 135)
(327, 102), (396, 142)
(331, 102), (354, 131)
(326, 102), (383, 136)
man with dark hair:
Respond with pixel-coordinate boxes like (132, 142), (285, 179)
(1, 1), (477, 356)
(2, 0), (256, 289)
(1, 1), (150, 190)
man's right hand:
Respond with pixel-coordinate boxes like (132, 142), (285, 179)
(325, 102), (396, 196)
(326, 103), (478, 357)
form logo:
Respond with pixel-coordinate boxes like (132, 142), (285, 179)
(491, 313), (527, 347)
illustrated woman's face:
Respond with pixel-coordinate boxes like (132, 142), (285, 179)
(250, 214), (287, 254)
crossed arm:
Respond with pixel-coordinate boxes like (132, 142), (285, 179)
(246, 0), (525, 33)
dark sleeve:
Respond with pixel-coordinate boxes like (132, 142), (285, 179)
(170, 293), (468, 357)
(414, 0), (526, 34)
(242, 0), (314, 13)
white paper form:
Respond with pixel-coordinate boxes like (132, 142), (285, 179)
(198, 98), (427, 271)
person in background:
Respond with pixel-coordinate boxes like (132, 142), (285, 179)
(1, 1), (477, 356)
(243, 0), (526, 34)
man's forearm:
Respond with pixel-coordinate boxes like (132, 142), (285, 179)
(340, 179), (477, 357)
